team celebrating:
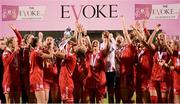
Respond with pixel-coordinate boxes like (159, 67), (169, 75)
(0, 16), (179, 103)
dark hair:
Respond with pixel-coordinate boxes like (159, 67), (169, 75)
(30, 37), (38, 48)
(76, 49), (86, 59)
(24, 34), (30, 44)
(102, 30), (109, 38)
(75, 46), (86, 58)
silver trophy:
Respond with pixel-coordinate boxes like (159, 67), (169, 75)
(58, 27), (73, 50)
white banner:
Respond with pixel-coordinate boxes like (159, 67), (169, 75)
(150, 4), (180, 19)
(2, 5), (46, 21)
(135, 3), (180, 20)
(17, 6), (46, 20)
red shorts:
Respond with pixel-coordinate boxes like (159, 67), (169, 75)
(141, 79), (150, 91)
(173, 73), (180, 95)
(30, 83), (44, 92)
(3, 84), (21, 94)
(43, 81), (59, 89)
(149, 80), (168, 93)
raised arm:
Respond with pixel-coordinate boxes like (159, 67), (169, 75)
(85, 35), (92, 50)
(130, 25), (144, 41)
(75, 22), (83, 45)
(78, 25), (83, 46)
(38, 32), (43, 48)
(142, 20), (151, 37)
(120, 16), (132, 44)
(74, 21), (81, 41)
(74, 22), (78, 40)
(9, 25), (23, 45)
(147, 24), (161, 50)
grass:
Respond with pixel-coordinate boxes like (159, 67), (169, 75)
(103, 92), (136, 104)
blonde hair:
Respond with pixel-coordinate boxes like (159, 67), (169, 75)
(92, 40), (99, 46)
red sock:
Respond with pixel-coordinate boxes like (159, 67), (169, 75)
(151, 96), (157, 103)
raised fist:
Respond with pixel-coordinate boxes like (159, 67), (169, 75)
(38, 32), (44, 39)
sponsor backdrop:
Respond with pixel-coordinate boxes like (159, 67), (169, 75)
(0, 0), (180, 38)
(135, 4), (180, 20)
(2, 5), (46, 21)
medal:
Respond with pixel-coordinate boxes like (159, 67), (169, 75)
(158, 51), (164, 61)
(90, 53), (98, 70)
(138, 49), (145, 62)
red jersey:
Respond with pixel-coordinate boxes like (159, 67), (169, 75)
(29, 49), (44, 90)
(2, 47), (21, 93)
(43, 58), (58, 84)
(171, 51), (180, 93)
(151, 50), (170, 81)
(59, 54), (77, 100)
(137, 48), (153, 80)
(85, 49), (92, 63)
(116, 44), (137, 74)
(73, 60), (90, 86)
(43, 48), (58, 84)
(86, 51), (106, 89)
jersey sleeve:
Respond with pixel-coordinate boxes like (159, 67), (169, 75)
(2, 51), (16, 66)
(13, 29), (23, 45)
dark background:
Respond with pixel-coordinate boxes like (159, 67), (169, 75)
(19, 30), (154, 42)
